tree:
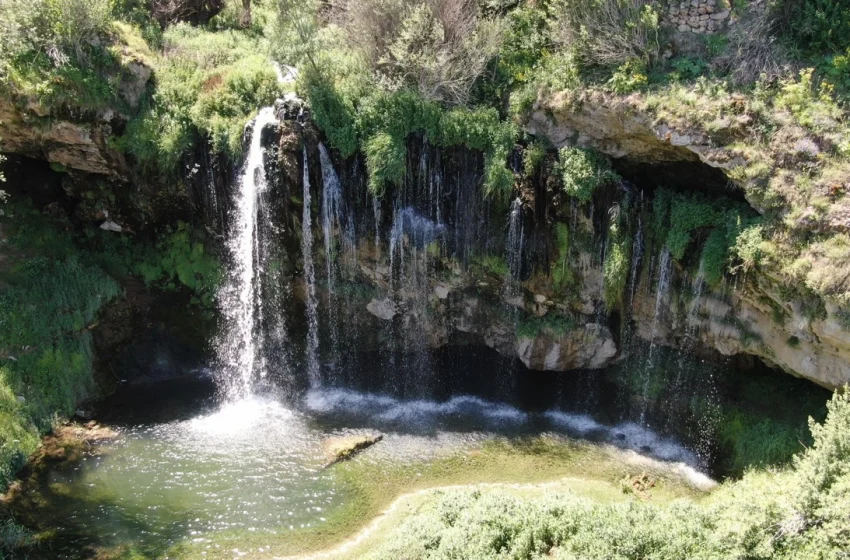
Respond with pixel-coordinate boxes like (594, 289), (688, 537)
(240, 0), (251, 27)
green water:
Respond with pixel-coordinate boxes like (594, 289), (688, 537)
(12, 382), (717, 559)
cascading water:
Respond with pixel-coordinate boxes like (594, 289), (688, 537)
(318, 143), (357, 381)
(215, 107), (279, 401)
(638, 246), (673, 426)
(388, 204), (446, 395)
(669, 263), (721, 469)
(505, 197), (525, 293)
(302, 144), (321, 386)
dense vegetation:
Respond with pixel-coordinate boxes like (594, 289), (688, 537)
(0, 203), (219, 495)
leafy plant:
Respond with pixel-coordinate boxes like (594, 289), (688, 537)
(558, 147), (619, 203)
(607, 58), (648, 93)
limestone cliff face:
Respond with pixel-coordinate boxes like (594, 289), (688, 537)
(525, 91), (850, 389)
(0, 98), (128, 178)
(262, 101), (850, 387)
(0, 58), (151, 180)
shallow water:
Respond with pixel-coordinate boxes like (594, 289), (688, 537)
(19, 376), (710, 557)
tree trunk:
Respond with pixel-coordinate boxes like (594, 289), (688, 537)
(240, 0), (251, 27)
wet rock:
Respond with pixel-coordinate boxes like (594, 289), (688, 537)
(322, 434), (383, 467)
(99, 220), (123, 232)
(367, 298), (397, 321)
(516, 323), (618, 371)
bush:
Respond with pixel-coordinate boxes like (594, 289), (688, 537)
(0, 0), (115, 67)
(118, 25), (279, 172)
(779, 0), (850, 55)
(133, 222), (221, 308)
(606, 57), (648, 93)
(364, 133), (407, 195)
(700, 227), (728, 287)
(558, 147), (618, 202)
(331, 0), (502, 105)
(556, 0), (660, 68)
(603, 207), (631, 309)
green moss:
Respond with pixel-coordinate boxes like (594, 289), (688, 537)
(517, 314), (575, 339)
(700, 228), (729, 287)
(0, 206), (120, 489)
(603, 218), (632, 310)
(474, 255), (509, 278)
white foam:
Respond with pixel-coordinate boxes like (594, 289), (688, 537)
(189, 397), (294, 436)
(304, 389), (528, 427)
(543, 411), (604, 435)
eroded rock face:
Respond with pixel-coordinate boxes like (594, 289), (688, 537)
(524, 90), (748, 175)
(523, 90), (850, 390)
(0, 99), (128, 178)
(517, 324), (617, 371)
(0, 53), (152, 179)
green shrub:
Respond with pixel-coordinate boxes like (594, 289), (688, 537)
(522, 140), (547, 177)
(603, 211), (631, 309)
(0, 518), (33, 557)
(117, 24), (279, 173)
(491, 2), (554, 104)
(132, 222), (221, 308)
(607, 58), (648, 93)
(666, 195), (721, 260)
(474, 255), (509, 277)
(364, 133), (407, 196)
(303, 70), (359, 157)
(557, 0), (661, 67)
(0, 0), (115, 67)
(700, 227), (728, 287)
(669, 56), (709, 81)
(775, 68), (844, 132)
(509, 50), (581, 118)
(558, 147), (618, 203)
(780, 0), (850, 55)
(552, 222), (576, 290)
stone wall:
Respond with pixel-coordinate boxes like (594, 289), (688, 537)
(658, 0), (769, 35)
(661, 0), (731, 34)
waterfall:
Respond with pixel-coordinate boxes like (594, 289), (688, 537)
(215, 107), (278, 401)
(318, 143), (356, 286)
(638, 246), (672, 426)
(505, 198), (525, 299)
(302, 144), (320, 386)
(506, 198), (524, 282)
(317, 143), (356, 381)
(388, 204), (445, 395)
(628, 214), (644, 308)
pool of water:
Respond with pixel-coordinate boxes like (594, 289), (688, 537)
(14, 375), (709, 558)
